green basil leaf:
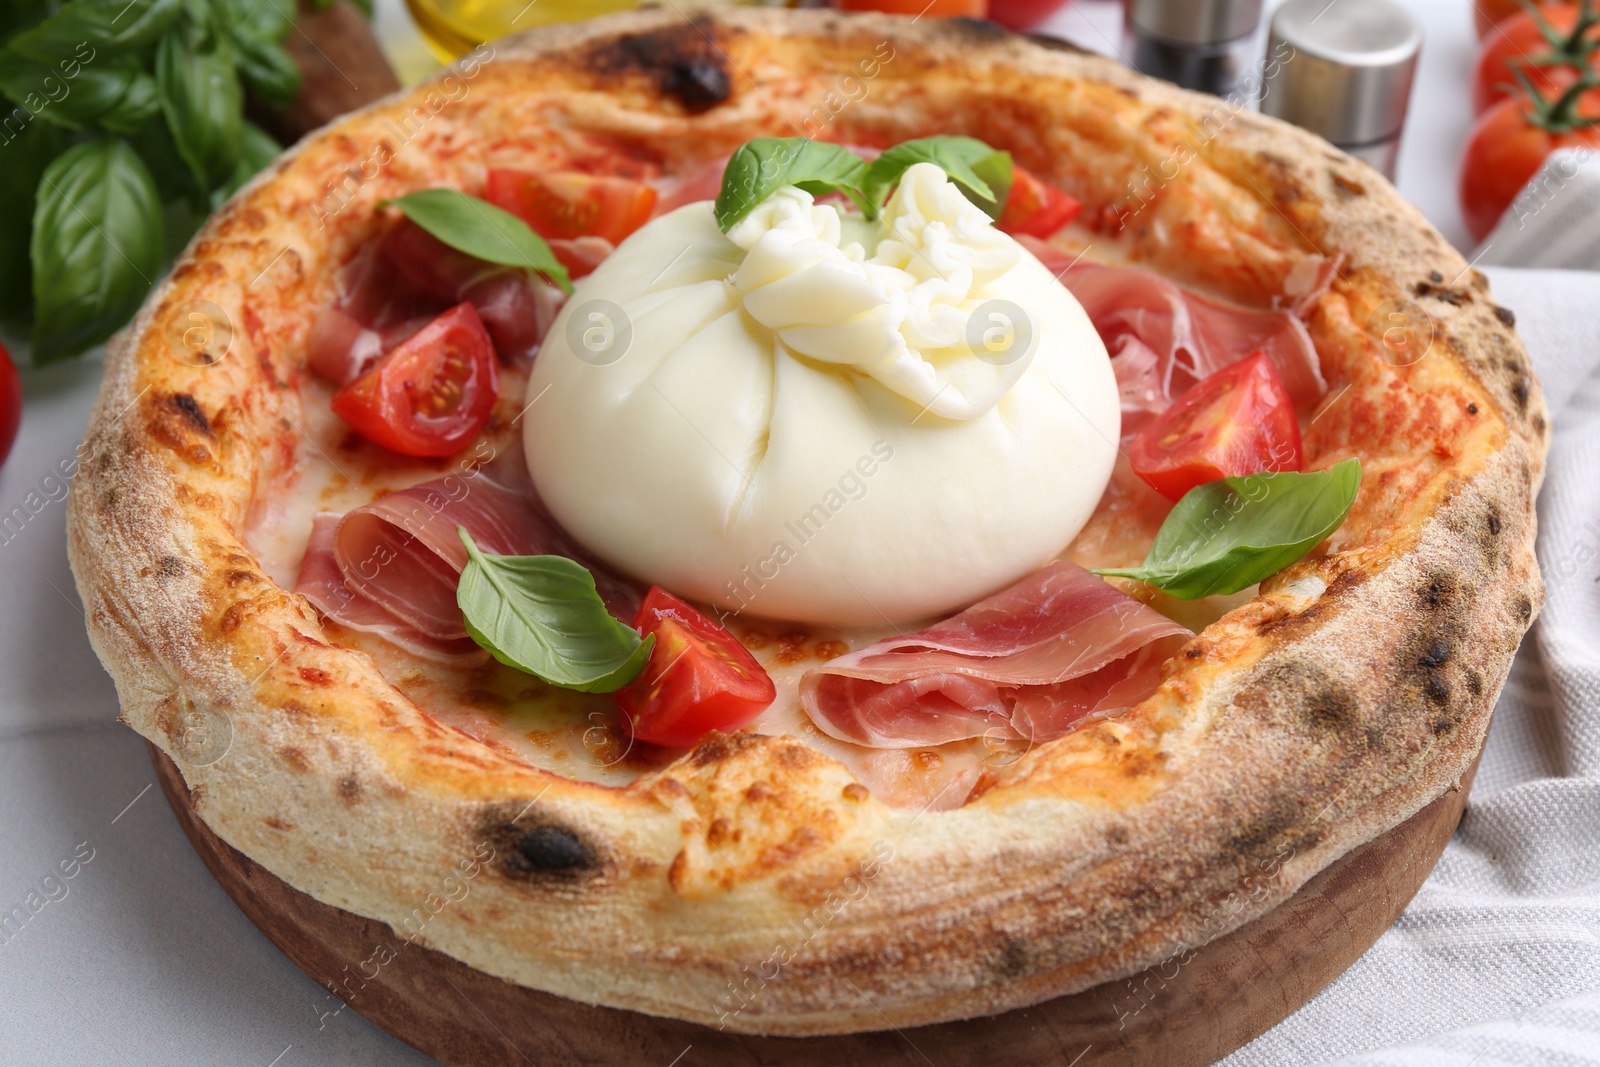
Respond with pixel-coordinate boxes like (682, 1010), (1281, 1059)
(9, 0), (182, 61)
(30, 137), (163, 363)
(1094, 460), (1362, 600)
(713, 137), (871, 231)
(863, 136), (1014, 219)
(156, 28), (242, 192)
(456, 529), (653, 693)
(0, 115), (68, 324)
(383, 188), (573, 294)
(230, 33), (300, 108)
(0, 52), (158, 134)
(216, 119), (280, 202)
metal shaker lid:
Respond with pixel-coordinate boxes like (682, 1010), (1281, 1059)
(1261, 0), (1423, 145)
(1127, 0), (1264, 46)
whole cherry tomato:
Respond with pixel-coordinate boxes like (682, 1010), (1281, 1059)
(1461, 80), (1600, 242)
(1474, 3), (1600, 114)
(0, 341), (20, 467)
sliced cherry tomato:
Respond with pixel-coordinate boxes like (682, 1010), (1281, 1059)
(1127, 351), (1303, 502)
(1461, 81), (1600, 242)
(998, 165), (1082, 239)
(330, 303), (499, 457)
(0, 341), (20, 467)
(836, 0), (986, 14)
(484, 169), (657, 246)
(615, 587), (776, 748)
(1473, 4), (1599, 114)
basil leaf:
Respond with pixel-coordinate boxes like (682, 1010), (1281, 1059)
(456, 529), (653, 693)
(30, 137), (163, 363)
(0, 116), (68, 324)
(864, 136), (1014, 219)
(220, 0), (300, 108)
(713, 137), (871, 231)
(1095, 460), (1362, 599)
(384, 188), (572, 294)
(156, 29), (242, 192)
(0, 53), (157, 133)
(217, 120), (281, 201)
(9, 0), (182, 61)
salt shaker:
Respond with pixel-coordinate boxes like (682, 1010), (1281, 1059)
(1124, 0), (1266, 99)
(1260, 0), (1423, 179)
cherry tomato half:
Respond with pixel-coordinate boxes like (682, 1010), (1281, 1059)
(0, 341), (20, 468)
(330, 303), (499, 457)
(484, 170), (658, 247)
(1473, 4), (1599, 114)
(1461, 85), (1600, 243)
(1128, 351), (1303, 502)
(998, 165), (1083, 240)
(615, 587), (776, 749)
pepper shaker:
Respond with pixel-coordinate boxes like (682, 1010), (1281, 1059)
(1124, 0), (1266, 99)
(1260, 0), (1423, 179)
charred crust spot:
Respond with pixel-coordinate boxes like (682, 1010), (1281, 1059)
(583, 21), (732, 113)
(1419, 571), (1457, 612)
(155, 555), (184, 579)
(1417, 639), (1453, 669)
(1224, 799), (1323, 864)
(1466, 670), (1484, 698)
(1413, 281), (1469, 306)
(1424, 676), (1452, 705)
(1486, 507), (1502, 536)
(1494, 305), (1516, 328)
(1517, 597), (1533, 623)
(1467, 403), (1479, 415)
(224, 569), (258, 587)
(337, 775), (362, 803)
(479, 804), (601, 886)
(1105, 824), (1131, 847)
(1237, 661), (1361, 736)
(1305, 685), (1359, 732)
(169, 393), (214, 438)
(1429, 270), (1445, 284)
(994, 935), (1031, 979)
(949, 15), (1008, 38)
(1533, 413), (1547, 435)
(1512, 377), (1530, 412)
(1330, 172), (1366, 197)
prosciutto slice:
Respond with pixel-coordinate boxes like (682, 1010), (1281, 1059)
(800, 562), (1191, 748)
(294, 457), (640, 658)
(1016, 238), (1326, 435)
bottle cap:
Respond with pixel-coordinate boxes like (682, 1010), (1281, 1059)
(1261, 0), (1423, 146)
(1127, 0), (1264, 47)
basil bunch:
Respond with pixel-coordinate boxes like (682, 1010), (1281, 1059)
(0, 0), (313, 362)
(713, 135), (1015, 232)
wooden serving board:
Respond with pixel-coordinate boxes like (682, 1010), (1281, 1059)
(152, 743), (1475, 1067)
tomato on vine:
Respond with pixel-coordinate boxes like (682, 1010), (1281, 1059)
(1474, 0), (1600, 114)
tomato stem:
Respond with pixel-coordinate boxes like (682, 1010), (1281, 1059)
(1518, 0), (1600, 66)
(1515, 64), (1600, 131)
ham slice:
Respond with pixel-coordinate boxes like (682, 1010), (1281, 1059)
(1016, 239), (1327, 435)
(800, 562), (1191, 748)
(308, 220), (572, 385)
(294, 457), (641, 657)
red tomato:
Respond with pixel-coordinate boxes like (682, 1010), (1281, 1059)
(1473, 4), (1598, 114)
(0, 341), (20, 467)
(330, 303), (499, 457)
(987, 0), (1071, 31)
(1127, 352), (1303, 502)
(615, 587), (776, 749)
(1461, 84), (1600, 242)
(836, 0), (986, 15)
(1478, 0), (1559, 37)
(484, 170), (657, 246)
(998, 165), (1083, 239)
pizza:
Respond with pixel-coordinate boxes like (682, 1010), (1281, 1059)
(66, 8), (1546, 1037)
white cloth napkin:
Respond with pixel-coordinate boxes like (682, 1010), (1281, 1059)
(1477, 149), (1600, 272)
(1223, 266), (1600, 1064)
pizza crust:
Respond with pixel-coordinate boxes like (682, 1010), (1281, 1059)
(66, 9), (1546, 1034)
